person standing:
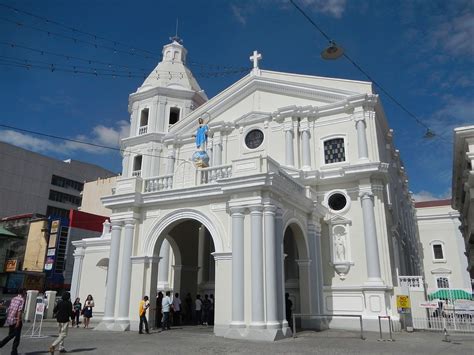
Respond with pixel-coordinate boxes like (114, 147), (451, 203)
(155, 292), (163, 329)
(138, 296), (150, 334)
(161, 291), (172, 331)
(172, 293), (181, 326)
(285, 293), (293, 331)
(0, 288), (25, 355)
(209, 294), (214, 326)
(49, 292), (74, 354)
(82, 295), (94, 328)
(72, 298), (81, 328)
(195, 295), (202, 325)
(202, 295), (211, 326)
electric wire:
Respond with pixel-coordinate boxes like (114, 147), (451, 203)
(289, 0), (437, 136)
(0, 123), (192, 163)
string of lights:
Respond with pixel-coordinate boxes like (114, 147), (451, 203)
(289, 0), (438, 138)
(0, 52), (251, 78)
(0, 4), (249, 72)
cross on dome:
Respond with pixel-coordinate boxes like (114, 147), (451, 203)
(250, 50), (262, 69)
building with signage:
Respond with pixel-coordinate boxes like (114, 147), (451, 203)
(0, 141), (115, 219)
(71, 39), (423, 340)
(415, 199), (472, 294)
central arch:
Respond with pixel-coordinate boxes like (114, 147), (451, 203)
(143, 209), (223, 330)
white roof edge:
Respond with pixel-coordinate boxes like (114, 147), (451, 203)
(261, 69), (373, 86)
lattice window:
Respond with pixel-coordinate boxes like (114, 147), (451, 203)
(436, 277), (449, 289)
(324, 138), (346, 164)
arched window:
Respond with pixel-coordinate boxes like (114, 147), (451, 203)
(324, 138), (345, 164)
(436, 277), (449, 289)
(133, 155), (142, 177)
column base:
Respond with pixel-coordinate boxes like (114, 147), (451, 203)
(266, 321), (281, 330)
(109, 318), (130, 331)
(225, 327), (287, 341)
(229, 321), (246, 329)
(95, 317), (116, 331)
(249, 322), (266, 330)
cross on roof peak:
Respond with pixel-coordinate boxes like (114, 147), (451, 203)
(250, 50), (262, 69)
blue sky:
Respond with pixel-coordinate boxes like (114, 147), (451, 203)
(0, 0), (472, 201)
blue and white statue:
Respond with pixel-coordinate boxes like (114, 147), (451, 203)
(192, 117), (210, 168)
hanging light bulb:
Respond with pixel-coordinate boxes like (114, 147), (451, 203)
(423, 129), (436, 139)
(321, 41), (344, 60)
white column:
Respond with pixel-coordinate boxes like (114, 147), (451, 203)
(360, 190), (382, 283)
(70, 245), (85, 300)
(116, 219), (135, 328)
(284, 121), (294, 167)
(166, 147), (175, 175)
(158, 238), (171, 290)
(157, 97), (167, 132)
(275, 209), (286, 326)
(250, 205), (265, 327)
(230, 207), (245, 328)
(149, 144), (160, 177)
(213, 133), (222, 166)
(98, 221), (122, 327)
(308, 219), (325, 315)
(355, 115), (369, 159)
(122, 150), (131, 177)
(300, 121), (311, 170)
(197, 225), (206, 286)
(264, 204), (280, 328)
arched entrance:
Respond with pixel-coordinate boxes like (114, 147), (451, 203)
(148, 217), (217, 329)
(283, 222), (311, 330)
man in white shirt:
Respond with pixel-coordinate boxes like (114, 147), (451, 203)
(195, 295), (202, 325)
(172, 293), (182, 326)
(161, 291), (172, 331)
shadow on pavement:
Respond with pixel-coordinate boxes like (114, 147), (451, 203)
(25, 348), (97, 354)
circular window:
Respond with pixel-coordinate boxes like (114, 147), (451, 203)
(328, 193), (347, 211)
(245, 129), (264, 149)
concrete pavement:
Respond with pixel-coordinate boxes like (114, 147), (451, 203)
(0, 323), (473, 354)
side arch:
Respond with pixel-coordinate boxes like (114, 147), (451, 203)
(282, 217), (309, 259)
(142, 208), (224, 256)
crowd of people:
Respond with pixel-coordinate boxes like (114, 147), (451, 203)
(149, 291), (214, 334)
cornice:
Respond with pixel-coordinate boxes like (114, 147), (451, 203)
(122, 133), (166, 148)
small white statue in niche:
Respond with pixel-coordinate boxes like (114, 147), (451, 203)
(333, 226), (346, 261)
(332, 225), (352, 279)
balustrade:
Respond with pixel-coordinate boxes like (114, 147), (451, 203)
(398, 275), (424, 290)
(138, 125), (148, 135)
(144, 175), (173, 192)
(199, 165), (232, 184)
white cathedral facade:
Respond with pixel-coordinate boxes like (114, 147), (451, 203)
(71, 39), (422, 341)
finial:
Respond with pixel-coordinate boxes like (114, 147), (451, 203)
(169, 18), (183, 44)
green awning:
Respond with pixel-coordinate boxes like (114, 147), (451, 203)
(428, 289), (473, 301)
(0, 226), (17, 237)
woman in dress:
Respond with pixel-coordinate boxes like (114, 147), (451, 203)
(82, 295), (94, 328)
(72, 297), (82, 328)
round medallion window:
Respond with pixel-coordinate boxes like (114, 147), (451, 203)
(328, 193), (347, 211)
(245, 129), (264, 149)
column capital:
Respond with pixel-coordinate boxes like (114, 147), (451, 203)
(299, 120), (311, 132)
(211, 252), (232, 261)
(359, 189), (374, 200)
(124, 219), (137, 228)
(110, 220), (123, 229)
(283, 120), (294, 132)
(229, 206), (246, 216)
(296, 259), (312, 267)
(263, 204), (277, 214)
(249, 205), (263, 214)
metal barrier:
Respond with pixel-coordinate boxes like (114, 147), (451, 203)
(377, 316), (394, 342)
(292, 313), (365, 340)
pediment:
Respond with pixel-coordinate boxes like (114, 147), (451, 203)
(431, 268), (452, 274)
(168, 70), (374, 138)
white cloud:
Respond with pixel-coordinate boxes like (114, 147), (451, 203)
(0, 120), (130, 156)
(412, 190), (451, 202)
(432, 11), (474, 57)
(301, 0), (347, 18)
(231, 4), (247, 26)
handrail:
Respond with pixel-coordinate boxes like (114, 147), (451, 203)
(291, 313), (365, 340)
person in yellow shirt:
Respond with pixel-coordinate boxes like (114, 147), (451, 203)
(138, 296), (150, 334)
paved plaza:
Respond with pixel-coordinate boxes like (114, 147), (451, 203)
(1, 322), (473, 354)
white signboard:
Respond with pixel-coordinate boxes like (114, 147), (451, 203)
(419, 302), (438, 309)
(35, 303), (45, 315)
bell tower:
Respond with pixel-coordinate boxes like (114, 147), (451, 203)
(121, 37), (207, 179)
